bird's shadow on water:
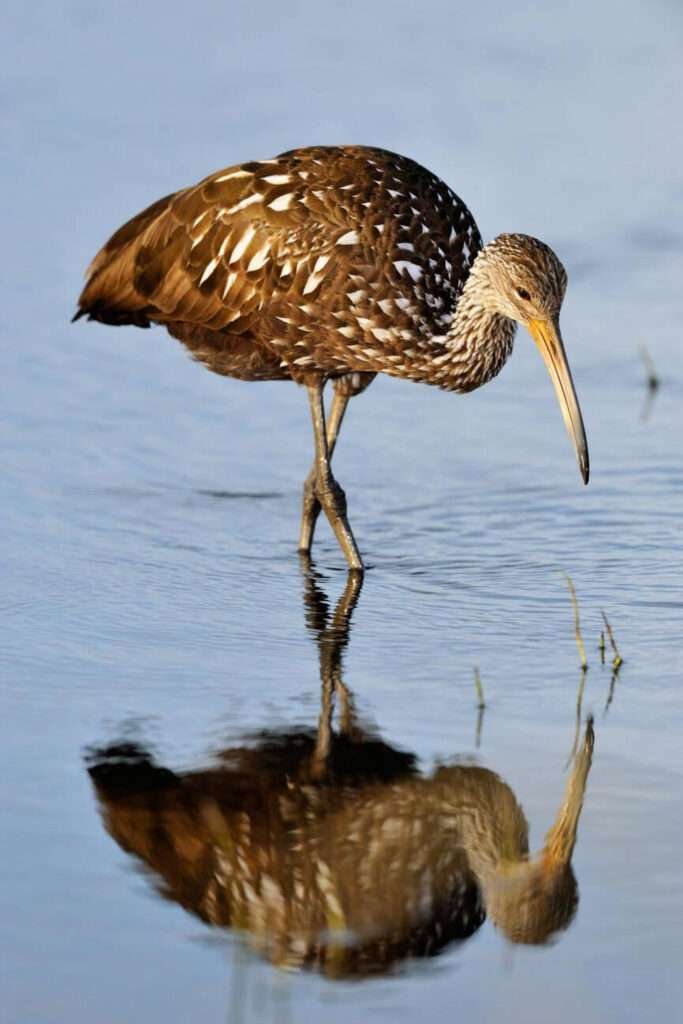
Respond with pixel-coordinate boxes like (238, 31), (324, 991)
(85, 561), (596, 983)
(195, 489), (285, 500)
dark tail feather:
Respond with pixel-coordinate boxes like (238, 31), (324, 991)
(71, 302), (152, 327)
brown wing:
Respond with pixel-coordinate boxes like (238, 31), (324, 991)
(74, 146), (483, 376)
(74, 151), (387, 334)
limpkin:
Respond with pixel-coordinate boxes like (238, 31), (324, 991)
(74, 146), (589, 570)
(87, 568), (595, 971)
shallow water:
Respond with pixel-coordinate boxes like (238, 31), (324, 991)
(3, 1), (683, 1021)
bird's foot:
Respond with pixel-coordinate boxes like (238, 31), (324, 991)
(299, 469), (363, 571)
(315, 472), (363, 571)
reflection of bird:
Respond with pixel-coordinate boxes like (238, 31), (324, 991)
(74, 146), (589, 570)
(87, 568), (594, 976)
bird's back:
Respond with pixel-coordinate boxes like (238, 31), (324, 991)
(74, 146), (483, 381)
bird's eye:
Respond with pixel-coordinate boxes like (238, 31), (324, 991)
(516, 287), (531, 301)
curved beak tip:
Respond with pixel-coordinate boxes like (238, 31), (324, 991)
(528, 318), (589, 490)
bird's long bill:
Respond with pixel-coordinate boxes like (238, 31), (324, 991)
(528, 317), (590, 484)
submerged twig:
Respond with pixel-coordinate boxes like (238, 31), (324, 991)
(639, 346), (660, 422)
(639, 345), (660, 391)
(604, 669), (619, 715)
(473, 667), (486, 748)
(600, 611), (623, 670)
(564, 574), (588, 671)
(473, 666), (486, 709)
(474, 706), (485, 749)
(598, 631), (606, 663)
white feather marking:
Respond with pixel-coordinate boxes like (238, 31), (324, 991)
(338, 326), (356, 338)
(228, 192), (262, 214)
(387, 189), (402, 199)
(214, 169), (252, 182)
(394, 260), (422, 282)
(222, 271), (237, 298)
(199, 258), (219, 285)
(263, 174), (291, 185)
(313, 254), (330, 274)
(397, 241), (415, 252)
(268, 193), (294, 211)
(280, 259), (293, 277)
(192, 211), (208, 228)
(395, 297), (413, 310)
(302, 271), (324, 295)
(247, 243), (270, 272)
(190, 225), (211, 250)
(337, 230), (360, 245)
(371, 327), (392, 342)
(346, 289), (364, 304)
(378, 298), (393, 314)
(229, 224), (256, 264)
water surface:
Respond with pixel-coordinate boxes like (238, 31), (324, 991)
(3, 1), (683, 1021)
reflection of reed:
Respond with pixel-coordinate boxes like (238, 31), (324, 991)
(87, 567), (595, 978)
(639, 345), (660, 423)
(563, 577), (625, 723)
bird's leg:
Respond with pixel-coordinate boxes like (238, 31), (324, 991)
(299, 386), (350, 554)
(303, 382), (363, 571)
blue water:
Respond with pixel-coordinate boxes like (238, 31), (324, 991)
(3, 1), (683, 1020)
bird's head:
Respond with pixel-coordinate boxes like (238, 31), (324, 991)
(470, 233), (589, 485)
(485, 857), (579, 946)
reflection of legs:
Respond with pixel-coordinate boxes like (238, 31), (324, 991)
(299, 386), (351, 556)
(302, 382), (363, 571)
(334, 678), (357, 738)
(306, 567), (364, 775)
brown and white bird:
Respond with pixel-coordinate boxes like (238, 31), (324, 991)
(74, 145), (589, 570)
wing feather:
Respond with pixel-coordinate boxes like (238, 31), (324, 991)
(74, 147), (483, 374)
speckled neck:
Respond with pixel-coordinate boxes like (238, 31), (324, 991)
(413, 272), (517, 393)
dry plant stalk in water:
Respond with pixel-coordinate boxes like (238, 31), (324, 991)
(564, 574), (588, 671)
(600, 611), (623, 670)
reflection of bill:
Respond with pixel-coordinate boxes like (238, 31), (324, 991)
(87, 568), (594, 977)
